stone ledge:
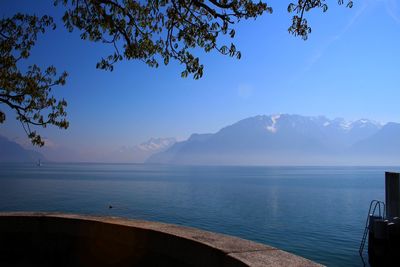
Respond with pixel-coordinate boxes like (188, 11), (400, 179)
(0, 212), (323, 267)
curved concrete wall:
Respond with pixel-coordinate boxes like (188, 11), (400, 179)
(0, 212), (322, 267)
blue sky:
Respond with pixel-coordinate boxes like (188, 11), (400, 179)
(1, 0), (400, 159)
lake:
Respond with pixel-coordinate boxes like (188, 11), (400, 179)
(0, 163), (393, 266)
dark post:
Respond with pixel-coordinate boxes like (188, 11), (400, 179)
(385, 172), (400, 219)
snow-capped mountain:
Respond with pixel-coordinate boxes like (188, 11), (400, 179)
(351, 123), (400, 155)
(147, 114), (396, 165)
(103, 137), (176, 163)
(137, 137), (177, 152)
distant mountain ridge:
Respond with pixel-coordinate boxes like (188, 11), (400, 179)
(99, 137), (176, 163)
(147, 114), (398, 165)
(0, 135), (176, 163)
(138, 137), (176, 152)
(0, 135), (46, 163)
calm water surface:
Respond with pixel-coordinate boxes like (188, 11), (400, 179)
(0, 163), (394, 266)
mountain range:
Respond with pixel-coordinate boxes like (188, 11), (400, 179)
(0, 135), (176, 163)
(2, 114), (400, 165)
(100, 137), (176, 163)
(147, 114), (400, 165)
(0, 135), (46, 162)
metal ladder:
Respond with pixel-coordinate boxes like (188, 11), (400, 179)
(359, 200), (386, 256)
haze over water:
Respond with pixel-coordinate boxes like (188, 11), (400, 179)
(0, 163), (391, 266)
(2, 1), (400, 267)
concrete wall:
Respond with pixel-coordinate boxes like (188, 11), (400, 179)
(0, 212), (322, 267)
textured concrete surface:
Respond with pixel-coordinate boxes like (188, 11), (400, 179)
(0, 212), (323, 266)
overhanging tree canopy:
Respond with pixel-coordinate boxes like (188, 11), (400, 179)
(0, 14), (68, 146)
(0, 0), (353, 146)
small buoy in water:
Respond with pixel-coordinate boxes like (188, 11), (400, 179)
(109, 205), (113, 209)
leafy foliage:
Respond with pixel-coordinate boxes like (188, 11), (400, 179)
(55, 0), (272, 79)
(0, 14), (68, 146)
(288, 0), (353, 40)
(1, 1), (353, 146)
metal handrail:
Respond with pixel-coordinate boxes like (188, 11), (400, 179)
(369, 200), (385, 220)
(359, 200), (385, 256)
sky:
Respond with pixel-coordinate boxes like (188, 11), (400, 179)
(1, 0), (400, 161)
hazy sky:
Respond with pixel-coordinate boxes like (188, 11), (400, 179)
(1, 0), (400, 159)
